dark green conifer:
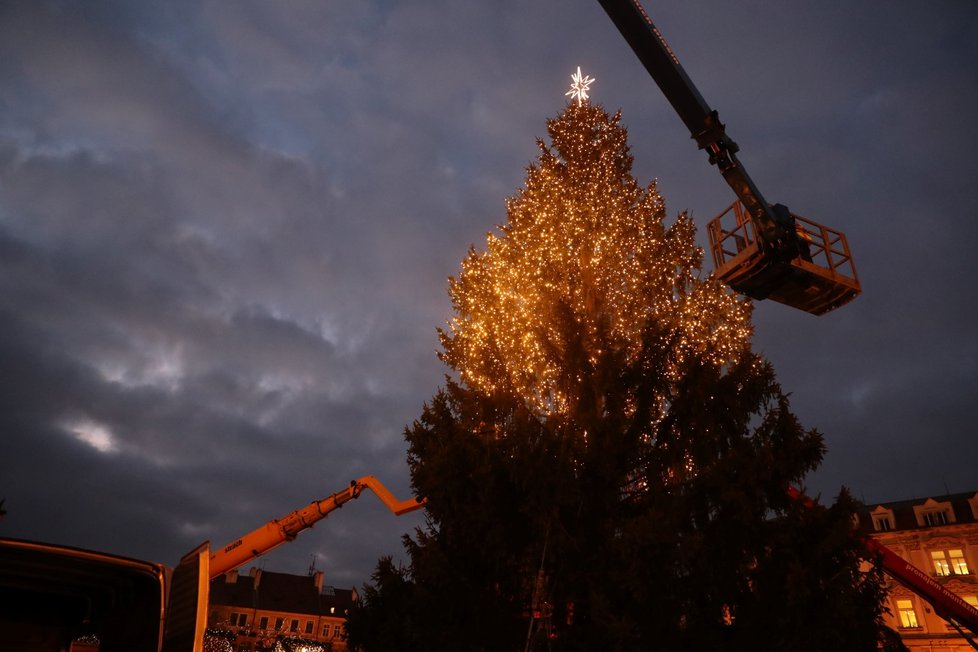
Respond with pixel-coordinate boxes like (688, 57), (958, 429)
(349, 97), (891, 652)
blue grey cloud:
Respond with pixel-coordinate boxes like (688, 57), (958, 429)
(1, 0), (976, 586)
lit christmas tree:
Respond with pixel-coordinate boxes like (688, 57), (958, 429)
(348, 70), (891, 652)
(441, 75), (751, 421)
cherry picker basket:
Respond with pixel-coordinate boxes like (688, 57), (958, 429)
(707, 201), (861, 315)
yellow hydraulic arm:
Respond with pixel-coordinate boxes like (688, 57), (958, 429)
(208, 476), (425, 579)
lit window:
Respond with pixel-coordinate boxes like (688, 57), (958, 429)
(924, 510), (948, 526)
(873, 516), (892, 531)
(897, 599), (919, 628)
(949, 549), (970, 575)
(965, 596), (978, 609)
(932, 549), (971, 576)
(932, 551), (951, 576)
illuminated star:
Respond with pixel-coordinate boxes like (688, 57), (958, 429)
(565, 66), (595, 105)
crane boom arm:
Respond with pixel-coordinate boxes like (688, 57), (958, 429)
(786, 486), (978, 639)
(208, 476), (424, 579)
(596, 0), (714, 143)
(356, 475), (429, 516)
(865, 537), (978, 640)
(596, 0), (798, 265)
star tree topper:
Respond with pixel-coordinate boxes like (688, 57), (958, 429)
(566, 66), (595, 105)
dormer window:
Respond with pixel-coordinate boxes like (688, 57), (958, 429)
(870, 505), (896, 532)
(924, 510), (948, 527)
(913, 498), (955, 527)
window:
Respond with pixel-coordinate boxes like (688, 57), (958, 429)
(229, 612), (247, 627)
(305, 621), (313, 634)
(914, 499), (955, 527)
(870, 506), (896, 532)
(965, 596), (978, 609)
(290, 619), (299, 632)
(259, 616), (268, 631)
(897, 599), (919, 628)
(932, 549), (970, 576)
(322, 624), (331, 638)
(924, 510), (948, 526)
(949, 549), (970, 575)
(275, 617), (284, 631)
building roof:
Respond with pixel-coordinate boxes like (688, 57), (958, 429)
(856, 490), (978, 534)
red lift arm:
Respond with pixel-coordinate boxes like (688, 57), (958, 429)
(786, 486), (978, 643)
(208, 476), (425, 579)
(597, 0), (860, 314)
(865, 537), (978, 644)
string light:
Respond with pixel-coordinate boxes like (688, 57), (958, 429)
(442, 93), (752, 421)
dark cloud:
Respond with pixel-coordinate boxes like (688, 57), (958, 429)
(1, 0), (976, 587)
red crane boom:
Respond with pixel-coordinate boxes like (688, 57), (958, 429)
(786, 486), (978, 644)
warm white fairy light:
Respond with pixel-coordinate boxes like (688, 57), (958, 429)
(565, 66), (595, 105)
(442, 100), (752, 420)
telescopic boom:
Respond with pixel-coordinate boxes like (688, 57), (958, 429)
(208, 476), (425, 579)
(787, 486), (978, 644)
(597, 0), (860, 314)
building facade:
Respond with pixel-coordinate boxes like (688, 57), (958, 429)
(209, 567), (357, 652)
(859, 491), (978, 651)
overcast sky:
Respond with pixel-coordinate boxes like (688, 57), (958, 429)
(2, 0), (976, 589)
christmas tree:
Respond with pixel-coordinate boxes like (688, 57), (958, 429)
(347, 70), (890, 652)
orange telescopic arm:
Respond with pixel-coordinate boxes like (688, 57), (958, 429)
(355, 475), (428, 516)
(208, 476), (425, 579)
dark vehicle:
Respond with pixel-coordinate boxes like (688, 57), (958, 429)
(0, 538), (206, 652)
(0, 476), (422, 652)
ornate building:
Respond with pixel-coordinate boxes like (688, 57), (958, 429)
(859, 491), (978, 650)
(209, 567), (356, 651)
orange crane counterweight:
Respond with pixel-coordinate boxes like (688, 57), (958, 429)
(208, 476), (425, 580)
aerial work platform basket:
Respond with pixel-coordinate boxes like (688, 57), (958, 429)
(707, 201), (861, 315)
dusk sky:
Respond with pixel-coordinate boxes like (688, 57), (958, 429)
(2, 0), (976, 589)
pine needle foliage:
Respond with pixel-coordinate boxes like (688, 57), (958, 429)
(349, 100), (892, 652)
